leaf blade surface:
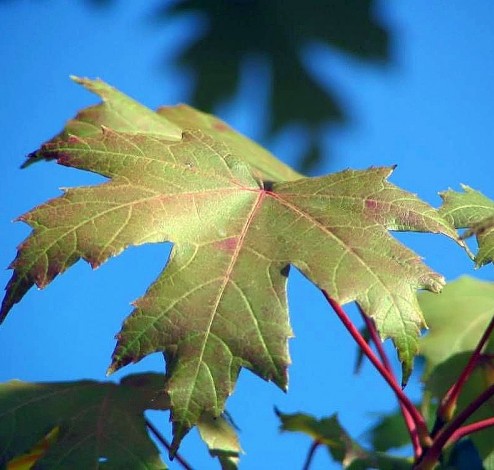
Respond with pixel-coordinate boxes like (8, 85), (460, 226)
(0, 374), (167, 469)
(440, 185), (494, 266)
(2, 78), (457, 448)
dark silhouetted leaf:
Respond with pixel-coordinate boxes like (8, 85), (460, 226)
(6, 427), (59, 470)
(446, 439), (484, 470)
(0, 374), (167, 469)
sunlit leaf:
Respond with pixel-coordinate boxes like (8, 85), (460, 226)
(439, 186), (494, 266)
(2, 78), (456, 450)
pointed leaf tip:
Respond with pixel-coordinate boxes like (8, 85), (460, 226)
(71, 75), (183, 141)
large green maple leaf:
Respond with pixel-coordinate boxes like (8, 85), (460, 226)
(1, 78), (456, 449)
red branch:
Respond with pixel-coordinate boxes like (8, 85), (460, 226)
(302, 441), (321, 470)
(435, 315), (494, 431)
(358, 306), (422, 459)
(416, 384), (494, 469)
(322, 291), (431, 449)
(447, 416), (494, 445)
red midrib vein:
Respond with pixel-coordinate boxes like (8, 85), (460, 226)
(183, 188), (270, 412)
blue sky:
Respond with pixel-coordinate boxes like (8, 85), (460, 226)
(1, 2), (494, 468)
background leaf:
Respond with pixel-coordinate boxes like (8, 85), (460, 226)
(197, 413), (241, 470)
(366, 409), (410, 453)
(162, 0), (390, 171)
(6, 427), (59, 470)
(419, 276), (494, 468)
(425, 353), (494, 468)
(419, 276), (494, 377)
(2, 0), (391, 172)
(276, 409), (412, 469)
(445, 438), (484, 470)
(0, 374), (167, 469)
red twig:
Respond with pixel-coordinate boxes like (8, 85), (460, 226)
(322, 291), (431, 449)
(447, 416), (494, 445)
(146, 418), (193, 470)
(358, 306), (421, 459)
(435, 315), (494, 432)
(302, 441), (321, 470)
(416, 383), (494, 469)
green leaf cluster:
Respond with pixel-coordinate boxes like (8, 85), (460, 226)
(419, 277), (494, 468)
(359, 277), (494, 468)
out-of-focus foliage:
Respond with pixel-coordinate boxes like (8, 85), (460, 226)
(419, 276), (494, 377)
(419, 276), (494, 468)
(159, 0), (391, 172)
(6, 0), (389, 171)
(0, 374), (168, 469)
(276, 409), (412, 469)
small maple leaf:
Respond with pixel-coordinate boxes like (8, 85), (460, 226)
(439, 185), (494, 266)
(1, 78), (457, 449)
(276, 409), (412, 468)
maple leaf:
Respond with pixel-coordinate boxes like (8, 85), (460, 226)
(439, 185), (494, 266)
(275, 409), (412, 469)
(0, 373), (239, 469)
(0, 374), (168, 469)
(197, 413), (242, 470)
(1, 78), (457, 449)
